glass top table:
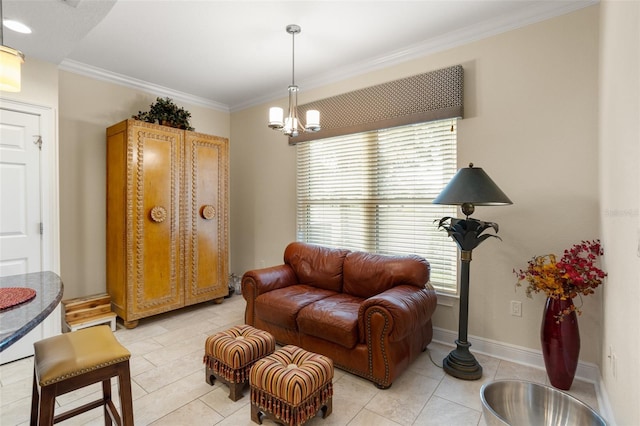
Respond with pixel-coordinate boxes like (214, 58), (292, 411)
(0, 271), (64, 352)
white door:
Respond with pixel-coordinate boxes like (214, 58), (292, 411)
(0, 109), (42, 274)
(0, 108), (45, 363)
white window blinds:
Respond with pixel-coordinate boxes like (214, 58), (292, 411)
(296, 118), (458, 293)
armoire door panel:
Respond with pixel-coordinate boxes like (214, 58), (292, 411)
(129, 124), (183, 318)
(184, 133), (228, 305)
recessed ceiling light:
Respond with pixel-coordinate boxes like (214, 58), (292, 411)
(3, 20), (32, 34)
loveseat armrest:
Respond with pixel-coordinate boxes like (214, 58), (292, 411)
(242, 265), (298, 326)
(358, 284), (437, 343)
(242, 265), (298, 299)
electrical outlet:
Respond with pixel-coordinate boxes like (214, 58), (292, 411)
(612, 353), (617, 378)
(510, 301), (522, 317)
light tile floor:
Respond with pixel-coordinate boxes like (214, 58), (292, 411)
(0, 294), (602, 425)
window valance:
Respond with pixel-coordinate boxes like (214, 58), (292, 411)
(289, 64), (464, 145)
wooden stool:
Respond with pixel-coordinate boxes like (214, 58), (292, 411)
(30, 325), (133, 425)
(250, 345), (333, 426)
(203, 324), (275, 401)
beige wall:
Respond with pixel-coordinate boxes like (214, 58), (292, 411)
(58, 71), (230, 298)
(231, 6), (602, 364)
(10, 2), (638, 421)
(2, 57), (59, 107)
(45, 0), (604, 375)
(599, 0), (640, 424)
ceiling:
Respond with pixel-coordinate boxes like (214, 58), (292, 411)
(3, 0), (596, 112)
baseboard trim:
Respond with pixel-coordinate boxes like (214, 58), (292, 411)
(432, 327), (616, 424)
(432, 326), (599, 381)
(595, 379), (616, 425)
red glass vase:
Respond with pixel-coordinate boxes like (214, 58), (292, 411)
(540, 297), (580, 390)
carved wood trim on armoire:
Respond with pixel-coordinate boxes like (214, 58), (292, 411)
(106, 119), (229, 328)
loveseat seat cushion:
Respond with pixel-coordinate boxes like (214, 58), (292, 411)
(284, 242), (350, 292)
(254, 284), (335, 331)
(297, 293), (363, 349)
(342, 251), (430, 299)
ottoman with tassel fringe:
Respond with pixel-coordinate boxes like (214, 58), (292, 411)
(204, 324), (276, 401)
(250, 345), (333, 426)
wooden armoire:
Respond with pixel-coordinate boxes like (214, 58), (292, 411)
(106, 119), (229, 328)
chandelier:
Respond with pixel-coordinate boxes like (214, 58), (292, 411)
(0, 0), (25, 92)
(268, 24), (320, 137)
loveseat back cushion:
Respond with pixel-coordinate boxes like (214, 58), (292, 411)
(296, 293), (363, 349)
(284, 242), (350, 292)
(343, 251), (430, 299)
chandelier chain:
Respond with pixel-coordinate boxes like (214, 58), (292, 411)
(291, 29), (295, 87)
(1, 0), (4, 45)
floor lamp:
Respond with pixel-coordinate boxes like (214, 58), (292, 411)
(433, 163), (512, 380)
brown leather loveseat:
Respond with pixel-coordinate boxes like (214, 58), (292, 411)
(242, 242), (438, 389)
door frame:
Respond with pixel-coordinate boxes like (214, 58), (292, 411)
(0, 98), (59, 275)
(0, 98), (60, 361)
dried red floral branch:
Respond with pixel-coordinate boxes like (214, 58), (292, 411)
(514, 240), (607, 320)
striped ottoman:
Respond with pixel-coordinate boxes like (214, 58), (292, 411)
(203, 324), (276, 401)
(250, 345), (333, 426)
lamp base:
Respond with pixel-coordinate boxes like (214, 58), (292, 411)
(443, 340), (483, 380)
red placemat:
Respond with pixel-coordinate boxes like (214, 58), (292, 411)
(0, 287), (37, 311)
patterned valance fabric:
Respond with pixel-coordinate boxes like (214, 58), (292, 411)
(289, 64), (464, 144)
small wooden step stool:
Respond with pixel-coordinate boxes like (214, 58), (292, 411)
(62, 293), (117, 332)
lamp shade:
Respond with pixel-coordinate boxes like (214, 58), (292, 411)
(0, 45), (24, 92)
(433, 163), (512, 206)
(305, 109), (320, 131)
(268, 107), (284, 129)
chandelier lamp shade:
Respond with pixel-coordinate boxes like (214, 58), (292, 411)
(433, 163), (512, 380)
(268, 24), (320, 137)
(0, 0), (25, 92)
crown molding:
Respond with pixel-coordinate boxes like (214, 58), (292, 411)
(59, 1), (597, 113)
(59, 59), (230, 113)
(232, 0), (598, 112)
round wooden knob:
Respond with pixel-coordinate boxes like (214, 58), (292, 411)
(201, 205), (216, 220)
(150, 206), (167, 223)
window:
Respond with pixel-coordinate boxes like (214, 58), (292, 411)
(296, 118), (458, 293)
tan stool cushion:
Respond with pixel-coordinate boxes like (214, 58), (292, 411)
(34, 325), (130, 386)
